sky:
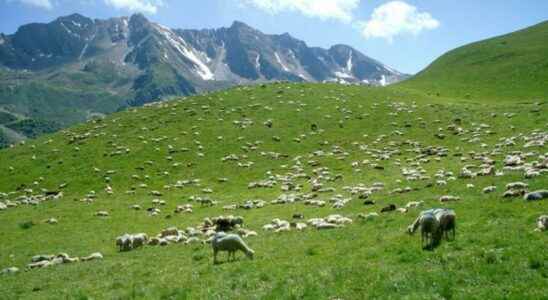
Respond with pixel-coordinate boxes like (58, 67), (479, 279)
(1, 0), (547, 74)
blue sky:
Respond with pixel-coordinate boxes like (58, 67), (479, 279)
(1, 0), (547, 74)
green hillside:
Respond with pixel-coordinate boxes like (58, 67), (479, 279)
(0, 83), (546, 298)
(400, 21), (548, 101)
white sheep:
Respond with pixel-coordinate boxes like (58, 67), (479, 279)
(483, 186), (496, 194)
(315, 222), (340, 230)
(132, 233), (149, 248)
(358, 212), (379, 221)
(45, 218), (58, 225)
(435, 209), (456, 240)
(211, 232), (254, 264)
(405, 201), (424, 209)
(1, 267), (19, 275)
(81, 252), (104, 262)
(116, 234), (132, 251)
(439, 195), (460, 202)
(160, 227), (179, 238)
(295, 223), (307, 231)
(95, 211), (109, 217)
(506, 182), (528, 190)
(535, 215), (548, 232)
(262, 224), (275, 231)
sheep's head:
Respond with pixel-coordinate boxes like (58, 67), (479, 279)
(406, 226), (415, 235)
(246, 249), (255, 260)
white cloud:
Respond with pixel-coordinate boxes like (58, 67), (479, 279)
(10, 0), (53, 10)
(360, 1), (439, 42)
(241, 0), (360, 23)
(104, 0), (164, 14)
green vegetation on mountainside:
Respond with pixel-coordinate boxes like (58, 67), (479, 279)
(0, 83), (546, 299)
(4, 119), (60, 139)
(400, 21), (548, 101)
(0, 129), (9, 148)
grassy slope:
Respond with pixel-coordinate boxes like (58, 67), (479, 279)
(399, 21), (548, 102)
(0, 83), (546, 299)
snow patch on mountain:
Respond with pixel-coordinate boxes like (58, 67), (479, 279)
(334, 71), (353, 79)
(275, 52), (290, 72)
(383, 64), (401, 75)
(155, 24), (214, 81)
(379, 75), (387, 86)
(255, 54), (261, 70)
(346, 52), (353, 72)
(60, 22), (80, 39)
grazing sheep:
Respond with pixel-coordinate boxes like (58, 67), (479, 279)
(407, 212), (439, 250)
(325, 214), (352, 225)
(506, 182), (528, 190)
(535, 215), (548, 232)
(243, 230), (258, 238)
(27, 260), (51, 269)
(380, 204), (396, 213)
(95, 211), (109, 217)
(358, 212), (379, 221)
(397, 208), (408, 214)
(419, 213), (439, 249)
(27, 253), (79, 269)
(132, 233), (149, 248)
(408, 208), (456, 248)
(214, 215), (244, 232)
(439, 195), (460, 202)
(148, 237), (162, 246)
(292, 213), (304, 219)
(435, 209), (456, 240)
(524, 190), (548, 201)
(503, 189), (526, 198)
(160, 227), (179, 238)
(31, 255), (54, 263)
(274, 220), (291, 233)
(262, 224), (275, 231)
(211, 233), (254, 264)
(116, 234), (132, 252)
(405, 201), (423, 209)
(315, 222), (340, 230)
(45, 218), (58, 225)
(483, 186), (496, 194)
(294, 223), (307, 231)
(185, 237), (201, 244)
(81, 252), (103, 262)
(1, 267), (19, 275)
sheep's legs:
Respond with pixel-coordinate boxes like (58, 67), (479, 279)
(422, 233), (433, 250)
(213, 249), (219, 264)
(228, 251), (235, 261)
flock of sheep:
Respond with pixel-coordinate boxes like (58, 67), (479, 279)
(0, 86), (546, 273)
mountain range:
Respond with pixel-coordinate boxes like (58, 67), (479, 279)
(0, 13), (407, 147)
